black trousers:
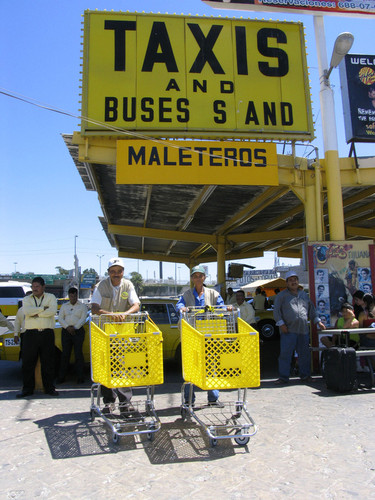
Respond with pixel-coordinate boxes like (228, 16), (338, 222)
(59, 327), (85, 380)
(21, 329), (55, 393)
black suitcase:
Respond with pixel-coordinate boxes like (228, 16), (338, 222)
(322, 347), (358, 392)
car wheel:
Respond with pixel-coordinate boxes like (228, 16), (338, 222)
(257, 319), (279, 341)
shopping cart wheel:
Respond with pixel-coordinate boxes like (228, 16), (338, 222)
(90, 409), (96, 422)
(147, 425), (156, 442)
(209, 436), (218, 447)
(112, 432), (120, 444)
(234, 429), (250, 446)
(180, 407), (187, 421)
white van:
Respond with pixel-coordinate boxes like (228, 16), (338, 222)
(0, 281), (32, 316)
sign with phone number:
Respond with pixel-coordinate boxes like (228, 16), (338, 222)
(203, 0), (375, 17)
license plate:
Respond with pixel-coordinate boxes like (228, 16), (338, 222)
(4, 338), (17, 347)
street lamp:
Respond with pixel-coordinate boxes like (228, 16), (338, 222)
(97, 254), (104, 277)
(314, 19), (354, 241)
(14, 262), (17, 273)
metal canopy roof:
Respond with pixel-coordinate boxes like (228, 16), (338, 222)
(63, 134), (375, 266)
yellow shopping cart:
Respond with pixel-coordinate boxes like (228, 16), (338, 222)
(180, 306), (260, 447)
(89, 313), (163, 444)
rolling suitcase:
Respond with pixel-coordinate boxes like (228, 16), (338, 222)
(322, 347), (357, 392)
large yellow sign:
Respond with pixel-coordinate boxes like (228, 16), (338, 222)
(82, 11), (314, 140)
(116, 140), (278, 185)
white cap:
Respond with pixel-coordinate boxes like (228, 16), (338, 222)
(285, 270), (298, 280)
(107, 257), (124, 270)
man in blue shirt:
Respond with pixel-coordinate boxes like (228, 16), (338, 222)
(273, 270), (325, 384)
(176, 265), (225, 406)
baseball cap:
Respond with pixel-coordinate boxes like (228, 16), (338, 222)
(191, 265), (206, 276)
(108, 257), (125, 270)
(285, 270), (298, 280)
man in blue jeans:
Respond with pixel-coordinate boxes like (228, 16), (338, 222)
(273, 270), (325, 384)
(176, 264), (225, 406)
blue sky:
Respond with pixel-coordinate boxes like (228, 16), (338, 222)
(1, 0), (373, 283)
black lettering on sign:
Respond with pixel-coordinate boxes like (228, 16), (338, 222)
(177, 98), (190, 123)
(123, 97), (136, 121)
(220, 81), (234, 94)
(159, 98), (172, 123)
(224, 148), (239, 166)
(193, 80), (207, 93)
(281, 102), (293, 125)
(141, 97), (154, 122)
(179, 147), (192, 165)
(213, 100), (226, 124)
(166, 79), (180, 91)
(254, 149), (267, 167)
(209, 148), (222, 166)
(164, 148), (176, 165)
(105, 97), (118, 121)
(149, 147), (161, 165)
(264, 102), (276, 126)
(235, 26), (248, 76)
(239, 149), (252, 166)
(194, 147), (207, 166)
(245, 102), (259, 125)
(257, 28), (289, 77)
(104, 20), (136, 71)
(128, 146), (146, 165)
(188, 23), (225, 74)
(142, 22), (178, 72)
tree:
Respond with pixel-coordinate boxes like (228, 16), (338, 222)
(82, 268), (98, 278)
(130, 271), (144, 296)
(55, 266), (69, 276)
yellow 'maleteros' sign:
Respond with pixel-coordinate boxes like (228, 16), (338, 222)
(82, 11), (313, 140)
(116, 140), (278, 185)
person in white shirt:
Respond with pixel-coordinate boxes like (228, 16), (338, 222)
(16, 277), (58, 398)
(91, 257), (140, 414)
(235, 290), (256, 325)
(57, 287), (88, 384)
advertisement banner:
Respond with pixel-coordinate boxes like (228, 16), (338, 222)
(82, 11), (314, 140)
(116, 139), (278, 185)
(202, 0), (375, 17)
(339, 54), (375, 143)
(308, 240), (374, 329)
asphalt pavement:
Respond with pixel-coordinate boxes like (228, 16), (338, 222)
(1, 359), (375, 499)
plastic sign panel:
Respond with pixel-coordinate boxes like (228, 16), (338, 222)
(116, 140), (278, 185)
(202, 0), (375, 17)
(308, 240), (374, 328)
(82, 11), (314, 141)
(339, 54), (375, 143)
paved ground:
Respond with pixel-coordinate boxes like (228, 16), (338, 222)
(1, 360), (375, 500)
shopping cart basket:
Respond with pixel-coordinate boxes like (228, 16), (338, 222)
(89, 313), (163, 444)
(180, 306), (260, 447)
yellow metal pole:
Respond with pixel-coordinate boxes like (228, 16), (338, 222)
(216, 238), (226, 299)
(324, 150), (345, 240)
(305, 184), (318, 242)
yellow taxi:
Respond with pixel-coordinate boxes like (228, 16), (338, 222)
(0, 297), (180, 364)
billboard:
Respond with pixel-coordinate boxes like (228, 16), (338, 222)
(339, 54), (375, 143)
(116, 139), (278, 185)
(308, 240), (375, 328)
(202, 0), (375, 17)
(82, 11), (314, 141)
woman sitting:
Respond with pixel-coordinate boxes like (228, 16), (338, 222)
(321, 303), (359, 348)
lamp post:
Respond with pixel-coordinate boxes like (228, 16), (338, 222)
(97, 254), (104, 277)
(314, 17), (354, 241)
(14, 262), (17, 273)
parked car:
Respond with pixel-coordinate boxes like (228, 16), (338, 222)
(0, 297), (181, 364)
(0, 281), (32, 316)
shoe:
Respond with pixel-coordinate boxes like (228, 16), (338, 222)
(16, 391), (33, 398)
(120, 403), (135, 416)
(208, 400), (225, 408)
(45, 389), (59, 396)
(102, 406), (111, 415)
(300, 376), (313, 383)
(274, 378), (289, 385)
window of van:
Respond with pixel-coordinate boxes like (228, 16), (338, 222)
(0, 286), (26, 298)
